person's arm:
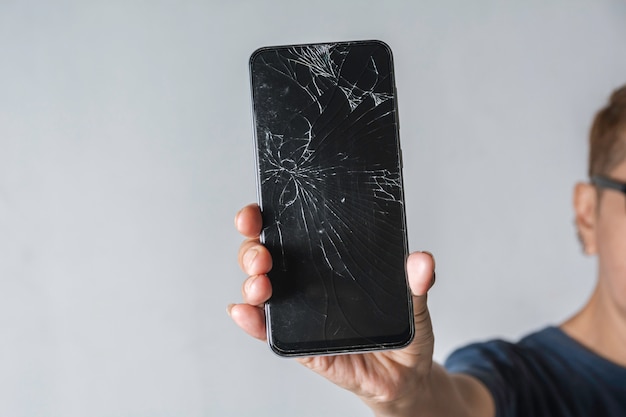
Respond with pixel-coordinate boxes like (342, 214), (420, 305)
(230, 203), (495, 417)
(367, 364), (494, 417)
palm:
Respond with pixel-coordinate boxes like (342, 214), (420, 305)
(297, 308), (434, 404)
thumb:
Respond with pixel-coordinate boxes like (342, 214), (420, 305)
(407, 251), (436, 297)
(391, 251), (436, 369)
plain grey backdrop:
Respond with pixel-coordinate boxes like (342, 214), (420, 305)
(2, 0), (626, 416)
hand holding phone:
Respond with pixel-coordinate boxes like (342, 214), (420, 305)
(231, 205), (439, 415)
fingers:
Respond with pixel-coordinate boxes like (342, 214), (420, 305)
(231, 203), (273, 341)
(235, 203), (263, 238)
(238, 238), (273, 275)
(242, 274), (272, 306)
(229, 263), (272, 342)
(228, 303), (268, 341)
(236, 203), (272, 277)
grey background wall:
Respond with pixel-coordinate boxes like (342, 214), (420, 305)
(2, 1), (626, 416)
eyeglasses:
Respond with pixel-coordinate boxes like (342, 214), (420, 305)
(591, 175), (626, 196)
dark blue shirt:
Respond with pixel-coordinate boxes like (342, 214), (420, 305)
(445, 327), (626, 417)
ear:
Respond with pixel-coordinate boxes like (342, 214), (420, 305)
(573, 182), (598, 255)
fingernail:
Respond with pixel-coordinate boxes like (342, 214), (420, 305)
(431, 271), (436, 287)
(227, 303), (235, 316)
(243, 248), (258, 269)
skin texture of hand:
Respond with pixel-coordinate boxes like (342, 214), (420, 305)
(229, 203), (493, 417)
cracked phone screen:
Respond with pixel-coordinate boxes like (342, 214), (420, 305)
(250, 40), (413, 356)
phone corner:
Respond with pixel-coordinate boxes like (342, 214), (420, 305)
(266, 337), (296, 358)
(369, 39), (394, 56)
(248, 46), (270, 70)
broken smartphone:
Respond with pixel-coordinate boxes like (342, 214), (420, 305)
(249, 40), (413, 357)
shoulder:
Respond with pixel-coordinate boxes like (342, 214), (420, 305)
(444, 328), (556, 417)
(444, 326), (626, 417)
(444, 328), (548, 390)
(444, 326), (555, 374)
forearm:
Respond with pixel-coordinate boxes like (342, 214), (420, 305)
(369, 364), (494, 417)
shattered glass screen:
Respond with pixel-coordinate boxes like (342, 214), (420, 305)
(250, 40), (412, 355)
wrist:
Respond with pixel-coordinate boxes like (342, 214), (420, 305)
(363, 372), (434, 417)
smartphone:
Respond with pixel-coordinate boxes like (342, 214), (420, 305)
(249, 40), (413, 357)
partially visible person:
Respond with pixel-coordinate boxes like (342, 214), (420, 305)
(229, 85), (626, 416)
